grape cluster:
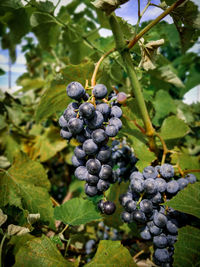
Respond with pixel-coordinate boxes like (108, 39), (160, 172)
(120, 164), (197, 266)
(111, 139), (138, 183)
(59, 82), (124, 214)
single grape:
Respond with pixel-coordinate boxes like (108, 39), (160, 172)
(153, 212), (167, 228)
(86, 173), (99, 185)
(98, 199), (105, 213)
(155, 178), (167, 193)
(143, 166), (158, 179)
(166, 180), (179, 194)
(74, 145), (86, 159)
(177, 178), (189, 190)
(92, 129), (108, 144)
(85, 183), (98, 197)
(74, 166), (88, 181)
(96, 103), (111, 120)
(125, 200), (137, 212)
(63, 108), (77, 121)
(153, 234), (168, 248)
(154, 248), (170, 263)
(117, 92), (127, 104)
(185, 173), (196, 184)
(139, 199), (153, 214)
(66, 82), (85, 100)
(150, 192), (162, 204)
(130, 171), (144, 181)
(96, 145), (112, 163)
(99, 165), (112, 180)
(86, 159), (101, 174)
(105, 124), (118, 137)
(121, 211), (133, 223)
(103, 201), (116, 215)
(84, 126), (93, 139)
(166, 219), (178, 234)
(85, 111), (104, 129)
(108, 117), (122, 130)
(68, 118), (84, 134)
(79, 102), (95, 119)
(119, 193), (133, 207)
(167, 234), (177, 246)
(58, 115), (68, 128)
(144, 178), (157, 194)
(83, 139), (98, 155)
(147, 221), (163, 236)
(92, 84), (107, 99)
(140, 226), (152, 240)
(71, 155), (85, 168)
(110, 106), (122, 118)
(97, 179), (110, 192)
(60, 129), (72, 140)
(160, 164), (174, 179)
(130, 178), (144, 194)
(133, 210), (146, 223)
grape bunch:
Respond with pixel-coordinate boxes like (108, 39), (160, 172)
(111, 139), (138, 183)
(120, 164), (197, 266)
(59, 82), (124, 214)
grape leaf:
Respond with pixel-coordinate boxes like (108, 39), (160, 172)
(54, 198), (101, 226)
(35, 61), (94, 122)
(173, 226), (200, 267)
(0, 153), (55, 229)
(13, 235), (74, 267)
(160, 115), (190, 140)
(166, 183), (200, 219)
(85, 240), (137, 267)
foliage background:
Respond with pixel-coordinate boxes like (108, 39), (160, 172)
(0, 0), (200, 266)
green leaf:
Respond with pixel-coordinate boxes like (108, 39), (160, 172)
(166, 183), (200, 219)
(13, 235), (73, 267)
(92, 0), (129, 15)
(173, 226), (200, 267)
(160, 115), (190, 140)
(30, 12), (59, 28)
(35, 61), (94, 122)
(0, 153), (55, 229)
(54, 198), (101, 226)
(17, 77), (45, 91)
(152, 90), (176, 126)
(85, 240), (137, 267)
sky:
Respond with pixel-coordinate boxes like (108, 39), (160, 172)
(0, 0), (199, 104)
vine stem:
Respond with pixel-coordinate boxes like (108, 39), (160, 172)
(0, 235), (7, 267)
(183, 169), (200, 174)
(109, 14), (155, 139)
(133, 249), (144, 261)
(128, 0), (187, 49)
(155, 133), (169, 165)
(91, 48), (115, 87)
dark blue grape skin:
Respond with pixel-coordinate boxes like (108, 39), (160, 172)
(105, 124), (118, 137)
(74, 166), (88, 181)
(67, 102), (79, 110)
(153, 212), (168, 228)
(98, 199), (105, 213)
(86, 173), (99, 185)
(86, 159), (101, 175)
(108, 117), (122, 130)
(139, 199), (153, 214)
(155, 178), (167, 193)
(63, 107), (77, 121)
(110, 106), (122, 118)
(130, 178), (144, 194)
(60, 129), (72, 140)
(121, 211), (133, 223)
(99, 165), (112, 180)
(97, 179), (110, 192)
(154, 248), (170, 263)
(68, 118), (84, 134)
(71, 155), (85, 168)
(85, 240), (95, 254)
(140, 226), (152, 240)
(74, 145), (86, 159)
(85, 183), (98, 197)
(66, 82), (85, 100)
(160, 164), (174, 179)
(96, 103), (111, 120)
(167, 234), (177, 246)
(166, 180), (179, 194)
(130, 171), (144, 181)
(83, 139), (98, 155)
(133, 210), (146, 223)
(177, 178), (189, 190)
(92, 84), (107, 99)
(91, 129), (108, 144)
(150, 192), (163, 204)
(166, 219), (178, 234)
(119, 193), (133, 207)
(125, 200), (137, 213)
(103, 201), (116, 215)
(59, 115), (68, 128)
(96, 146), (111, 163)
(79, 102), (95, 119)
(84, 126), (93, 139)
(185, 173), (197, 184)
(144, 178), (157, 194)
(147, 221), (163, 236)
(76, 133), (86, 143)
(153, 234), (168, 248)
(143, 166), (158, 179)
(85, 111), (104, 129)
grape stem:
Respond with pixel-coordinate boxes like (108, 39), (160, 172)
(50, 196), (60, 207)
(183, 169), (200, 174)
(155, 133), (169, 165)
(0, 235), (7, 267)
(122, 114), (146, 134)
(133, 249), (144, 262)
